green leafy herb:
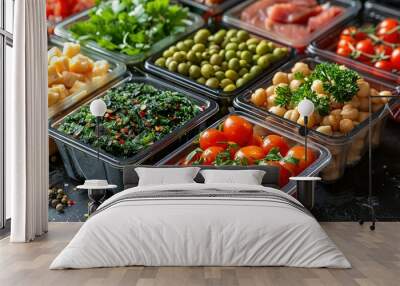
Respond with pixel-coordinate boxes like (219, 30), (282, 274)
(293, 72), (305, 80)
(69, 0), (189, 56)
(275, 85), (292, 107)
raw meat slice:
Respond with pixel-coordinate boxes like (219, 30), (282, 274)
(264, 18), (311, 41)
(267, 3), (322, 24)
(308, 6), (343, 32)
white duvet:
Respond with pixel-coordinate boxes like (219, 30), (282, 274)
(50, 183), (350, 269)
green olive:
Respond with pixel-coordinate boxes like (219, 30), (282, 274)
(205, 77), (220, 89)
(220, 78), (233, 88)
(238, 42), (247, 51)
(215, 71), (225, 81)
(225, 69), (238, 81)
(186, 51), (198, 63)
(201, 51), (210, 60)
(163, 49), (174, 58)
(236, 78), (247, 88)
(165, 57), (174, 67)
(225, 50), (236, 61)
(194, 29), (211, 44)
(155, 57), (166, 67)
(168, 61), (178, 72)
(213, 65), (221, 72)
(250, 65), (262, 76)
(223, 84), (236, 92)
(252, 54), (260, 62)
(184, 39), (194, 48)
(236, 30), (249, 42)
(239, 59), (248, 68)
(267, 42), (276, 50)
(197, 77), (206, 85)
(173, 51), (186, 63)
(218, 49), (225, 57)
(226, 29), (237, 39)
(272, 47), (288, 60)
(169, 46), (179, 54)
(192, 43), (206, 53)
(256, 42), (271, 56)
(189, 65), (201, 78)
(240, 51), (252, 63)
(177, 63), (189, 75)
(221, 61), (229, 70)
(248, 44), (257, 53)
(201, 64), (214, 78)
(176, 41), (188, 52)
(257, 54), (273, 69)
(210, 54), (223, 65)
(229, 37), (239, 44)
(228, 58), (240, 71)
(226, 42), (238, 51)
(246, 38), (260, 46)
(238, 67), (248, 77)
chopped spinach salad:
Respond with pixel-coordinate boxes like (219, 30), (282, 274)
(57, 82), (202, 158)
(69, 0), (190, 56)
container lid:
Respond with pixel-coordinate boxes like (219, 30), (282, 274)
(178, 0), (244, 16)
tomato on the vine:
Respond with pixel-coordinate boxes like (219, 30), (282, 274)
(391, 48), (400, 69)
(337, 38), (355, 49)
(341, 26), (367, 41)
(375, 44), (393, 57)
(222, 115), (253, 146)
(377, 27), (400, 44)
(201, 146), (225, 165)
(378, 18), (399, 30)
(355, 39), (374, 62)
(261, 135), (289, 157)
(374, 60), (393, 71)
(199, 129), (227, 150)
(336, 46), (352, 57)
(234, 146), (266, 165)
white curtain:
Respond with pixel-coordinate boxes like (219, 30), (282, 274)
(7, 0), (48, 242)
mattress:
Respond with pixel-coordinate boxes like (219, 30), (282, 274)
(50, 183), (350, 269)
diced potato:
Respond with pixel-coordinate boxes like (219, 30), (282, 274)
(63, 42), (80, 58)
(48, 65), (62, 86)
(48, 47), (62, 62)
(50, 84), (69, 100)
(50, 56), (69, 73)
(91, 76), (106, 86)
(48, 90), (60, 106)
(61, 71), (84, 89)
(69, 54), (94, 74)
(92, 60), (109, 76)
(69, 80), (87, 94)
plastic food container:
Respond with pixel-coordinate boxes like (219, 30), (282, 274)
(233, 56), (399, 182)
(49, 73), (219, 189)
(222, 0), (361, 50)
(53, 9), (204, 65)
(308, 1), (400, 84)
(178, 0), (243, 18)
(156, 111), (331, 196)
(48, 36), (126, 119)
(145, 24), (293, 107)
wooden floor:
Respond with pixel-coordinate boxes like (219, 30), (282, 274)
(0, 222), (399, 286)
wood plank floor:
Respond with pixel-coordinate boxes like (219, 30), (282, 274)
(0, 222), (399, 286)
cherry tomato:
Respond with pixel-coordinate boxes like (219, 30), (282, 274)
(341, 26), (367, 41)
(279, 157), (300, 176)
(248, 134), (263, 147)
(355, 39), (374, 62)
(374, 60), (393, 71)
(226, 142), (240, 159)
(337, 38), (355, 49)
(375, 44), (393, 57)
(377, 27), (400, 44)
(234, 146), (266, 165)
(262, 161), (292, 188)
(391, 48), (400, 69)
(378, 18), (399, 30)
(199, 129), (227, 150)
(286, 146), (316, 172)
(179, 149), (202, 166)
(336, 46), (352, 57)
(201, 146), (225, 165)
(261, 135), (289, 157)
(222, 115), (253, 147)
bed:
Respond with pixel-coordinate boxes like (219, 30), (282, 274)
(50, 166), (350, 269)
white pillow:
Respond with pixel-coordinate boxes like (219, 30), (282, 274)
(135, 167), (200, 186)
(200, 169), (266, 185)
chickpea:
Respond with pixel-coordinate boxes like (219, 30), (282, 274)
(297, 114), (315, 128)
(339, 118), (354, 133)
(371, 88), (382, 104)
(272, 72), (289, 85)
(339, 65), (348, 70)
(330, 109), (342, 118)
(357, 79), (370, 98)
(311, 80), (324, 94)
(316, 125), (333, 136)
(341, 107), (359, 121)
(331, 100), (344, 109)
(322, 115), (340, 131)
(269, 106), (287, 117)
(283, 109), (300, 122)
(291, 62), (310, 76)
(287, 73), (294, 82)
(358, 112), (370, 123)
(267, 94), (277, 108)
(359, 97), (369, 112)
(346, 96), (360, 108)
(266, 85), (275, 97)
(251, 88), (267, 106)
(379, 90), (391, 104)
(289, 79), (302, 91)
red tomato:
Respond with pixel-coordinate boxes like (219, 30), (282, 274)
(226, 142), (240, 159)
(279, 157), (300, 176)
(53, 0), (71, 18)
(377, 27), (400, 44)
(337, 38), (355, 49)
(341, 26), (367, 41)
(286, 146), (316, 172)
(391, 48), (400, 69)
(234, 146), (266, 165)
(355, 39), (375, 62)
(263, 161), (292, 188)
(222, 115), (253, 147)
(179, 149), (202, 166)
(336, 46), (352, 57)
(199, 129), (227, 150)
(261, 135), (289, 157)
(375, 44), (393, 57)
(201, 146), (225, 165)
(374, 60), (393, 71)
(248, 134), (263, 147)
(378, 18), (399, 30)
